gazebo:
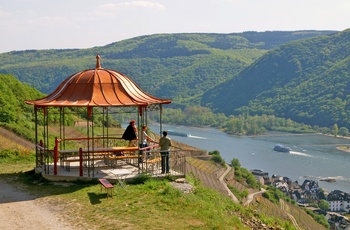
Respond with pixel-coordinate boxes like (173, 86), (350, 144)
(24, 55), (183, 179)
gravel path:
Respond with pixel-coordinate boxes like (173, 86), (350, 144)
(0, 179), (73, 230)
(219, 164), (239, 203)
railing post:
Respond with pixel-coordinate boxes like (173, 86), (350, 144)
(79, 148), (83, 176)
(54, 138), (58, 175)
(39, 140), (44, 167)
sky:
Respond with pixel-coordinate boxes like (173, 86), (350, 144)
(0, 0), (349, 53)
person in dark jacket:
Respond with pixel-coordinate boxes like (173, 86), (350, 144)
(122, 120), (138, 146)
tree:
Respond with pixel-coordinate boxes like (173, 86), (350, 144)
(230, 158), (241, 169)
(209, 150), (220, 155)
(318, 200), (329, 212)
(339, 127), (349, 137)
(332, 124), (339, 137)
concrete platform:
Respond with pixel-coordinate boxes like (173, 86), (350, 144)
(37, 159), (182, 183)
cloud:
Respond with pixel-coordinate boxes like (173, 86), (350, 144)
(90, 1), (165, 18)
(100, 1), (165, 10)
(0, 9), (12, 18)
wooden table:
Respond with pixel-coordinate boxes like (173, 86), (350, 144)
(56, 146), (140, 176)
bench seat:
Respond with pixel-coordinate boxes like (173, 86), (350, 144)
(99, 178), (114, 198)
(145, 157), (161, 164)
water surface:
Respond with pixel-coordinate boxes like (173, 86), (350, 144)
(150, 124), (350, 193)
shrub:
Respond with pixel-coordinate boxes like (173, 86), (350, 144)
(211, 154), (226, 167)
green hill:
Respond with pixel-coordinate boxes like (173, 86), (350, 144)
(0, 74), (43, 141)
(1, 30), (346, 129)
(202, 29), (350, 128)
(0, 31), (334, 108)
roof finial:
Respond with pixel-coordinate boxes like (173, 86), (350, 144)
(96, 55), (101, 69)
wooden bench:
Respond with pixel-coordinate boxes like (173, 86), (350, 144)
(60, 155), (108, 171)
(107, 155), (140, 160)
(61, 155), (107, 162)
(143, 157), (161, 174)
(145, 157), (161, 164)
(105, 155), (141, 166)
(56, 146), (140, 173)
(99, 178), (114, 198)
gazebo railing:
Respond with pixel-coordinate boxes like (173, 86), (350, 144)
(138, 146), (190, 177)
(36, 136), (203, 179)
(36, 143), (54, 174)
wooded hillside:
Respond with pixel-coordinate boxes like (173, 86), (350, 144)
(202, 29), (350, 128)
(0, 31), (334, 107)
(0, 74), (43, 141)
(0, 30), (344, 129)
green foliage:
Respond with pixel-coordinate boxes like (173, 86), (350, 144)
(2, 30), (349, 140)
(304, 208), (330, 228)
(0, 33), (268, 103)
(155, 106), (226, 128)
(202, 30), (350, 130)
(263, 186), (284, 204)
(0, 149), (35, 163)
(230, 158), (241, 168)
(0, 74), (44, 141)
(339, 126), (349, 136)
(230, 158), (259, 189)
(0, 149), (20, 158)
(262, 186), (330, 228)
(332, 124), (339, 137)
(127, 173), (152, 184)
(208, 150), (226, 167)
(227, 184), (249, 201)
(152, 106), (318, 135)
(0, 31), (333, 110)
(210, 154), (226, 167)
(208, 150), (220, 155)
(318, 199), (330, 211)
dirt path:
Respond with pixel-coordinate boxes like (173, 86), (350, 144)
(244, 188), (266, 206)
(0, 179), (74, 230)
(280, 199), (302, 230)
(219, 164), (239, 203)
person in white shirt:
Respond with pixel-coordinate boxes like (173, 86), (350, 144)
(141, 125), (154, 148)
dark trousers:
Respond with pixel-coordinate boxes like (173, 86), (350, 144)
(161, 151), (169, 173)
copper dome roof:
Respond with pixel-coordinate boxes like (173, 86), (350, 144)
(25, 56), (172, 107)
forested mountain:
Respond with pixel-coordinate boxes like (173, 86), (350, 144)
(202, 29), (350, 128)
(0, 31), (334, 109)
(2, 29), (346, 130)
(0, 74), (43, 140)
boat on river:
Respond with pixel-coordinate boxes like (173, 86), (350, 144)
(167, 130), (190, 137)
(273, 144), (291, 152)
(320, 178), (336, 183)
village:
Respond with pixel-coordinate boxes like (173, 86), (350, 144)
(251, 169), (350, 229)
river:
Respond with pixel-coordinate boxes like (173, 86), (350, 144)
(149, 124), (350, 194)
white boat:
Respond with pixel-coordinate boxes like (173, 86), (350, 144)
(167, 130), (190, 137)
(273, 144), (291, 152)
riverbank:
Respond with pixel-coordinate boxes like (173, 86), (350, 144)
(324, 133), (350, 153)
(336, 146), (350, 152)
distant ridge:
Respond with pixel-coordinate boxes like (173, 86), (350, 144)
(202, 29), (350, 128)
(0, 30), (342, 129)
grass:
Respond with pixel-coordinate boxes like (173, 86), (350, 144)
(186, 157), (222, 174)
(0, 158), (249, 230)
(0, 151), (326, 230)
